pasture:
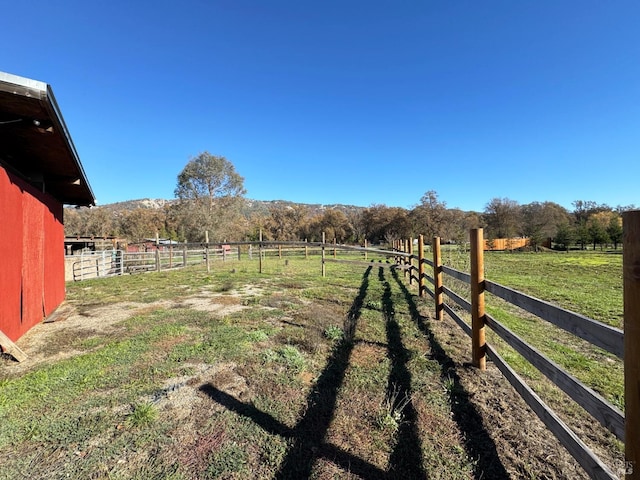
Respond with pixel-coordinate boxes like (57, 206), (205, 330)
(0, 251), (625, 479)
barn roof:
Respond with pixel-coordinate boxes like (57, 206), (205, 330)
(0, 71), (95, 206)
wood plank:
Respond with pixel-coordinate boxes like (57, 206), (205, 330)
(623, 210), (640, 479)
(0, 329), (27, 362)
(422, 257), (434, 268)
(486, 343), (619, 480)
(324, 259), (394, 268)
(485, 280), (623, 359)
(423, 273), (435, 286)
(442, 265), (471, 283)
(443, 304), (472, 336)
(443, 286), (472, 312)
(485, 313), (625, 441)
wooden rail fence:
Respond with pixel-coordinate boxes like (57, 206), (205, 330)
(64, 223), (640, 479)
(387, 225), (636, 480)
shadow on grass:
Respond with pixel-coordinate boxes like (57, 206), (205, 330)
(390, 267), (510, 480)
(201, 266), (388, 479)
(379, 267), (428, 479)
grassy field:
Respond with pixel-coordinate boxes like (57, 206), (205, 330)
(441, 248), (624, 409)
(0, 250), (625, 479)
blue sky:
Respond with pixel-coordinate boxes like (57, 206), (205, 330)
(3, 1), (638, 212)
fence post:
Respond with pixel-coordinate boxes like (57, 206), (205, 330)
(433, 236), (443, 321)
(408, 238), (414, 284)
(364, 238), (368, 261)
(322, 232), (326, 277)
(418, 235), (426, 297)
(205, 231), (210, 273)
(401, 239), (407, 278)
(169, 244), (173, 269)
(623, 211), (640, 479)
(155, 249), (161, 272)
(183, 244), (187, 267)
(238, 245), (241, 261)
(333, 238), (337, 258)
(470, 228), (486, 370)
(259, 229), (263, 274)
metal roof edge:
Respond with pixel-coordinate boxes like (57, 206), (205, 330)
(43, 84), (96, 205)
(0, 71), (48, 95)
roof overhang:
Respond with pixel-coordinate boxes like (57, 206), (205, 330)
(0, 71), (95, 206)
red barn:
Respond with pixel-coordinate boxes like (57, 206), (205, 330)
(0, 72), (95, 345)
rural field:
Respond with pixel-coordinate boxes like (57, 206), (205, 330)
(0, 250), (625, 479)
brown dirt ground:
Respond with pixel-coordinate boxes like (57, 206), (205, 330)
(0, 289), (625, 479)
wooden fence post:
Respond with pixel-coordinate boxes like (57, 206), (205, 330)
(433, 236), (443, 321)
(205, 230), (210, 274)
(238, 245), (241, 261)
(334, 238), (337, 258)
(364, 238), (368, 261)
(470, 228), (486, 370)
(403, 239), (409, 278)
(418, 235), (426, 298)
(183, 244), (187, 267)
(322, 232), (326, 277)
(259, 229), (263, 274)
(408, 238), (414, 284)
(623, 211), (640, 479)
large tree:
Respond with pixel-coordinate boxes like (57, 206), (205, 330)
(520, 202), (571, 251)
(361, 205), (411, 245)
(175, 152), (245, 210)
(410, 190), (451, 241)
(174, 152), (246, 242)
(264, 204), (310, 241)
(483, 197), (521, 239)
(306, 209), (353, 243)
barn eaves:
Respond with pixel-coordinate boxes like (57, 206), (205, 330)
(0, 71), (95, 206)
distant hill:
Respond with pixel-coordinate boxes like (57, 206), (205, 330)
(95, 198), (175, 211)
(91, 198), (369, 216)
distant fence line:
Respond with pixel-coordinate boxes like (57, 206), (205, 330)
(66, 239), (371, 281)
(66, 224), (640, 479)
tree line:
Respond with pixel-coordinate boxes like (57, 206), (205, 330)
(64, 152), (634, 250)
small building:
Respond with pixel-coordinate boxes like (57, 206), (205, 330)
(0, 72), (95, 343)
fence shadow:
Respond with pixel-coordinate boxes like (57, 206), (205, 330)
(201, 266), (387, 479)
(390, 267), (510, 480)
(379, 267), (428, 479)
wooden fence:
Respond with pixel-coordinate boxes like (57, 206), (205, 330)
(385, 224), (637, 480)
(63, 224), (640, 478)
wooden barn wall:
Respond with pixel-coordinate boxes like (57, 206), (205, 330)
(0, 167), (65, 342)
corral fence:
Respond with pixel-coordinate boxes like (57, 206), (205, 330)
(67, 238), (369, 282)
(65, 219), (640, 479)
(383, 222), (637, 480)
(68, 244), (234, 281)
